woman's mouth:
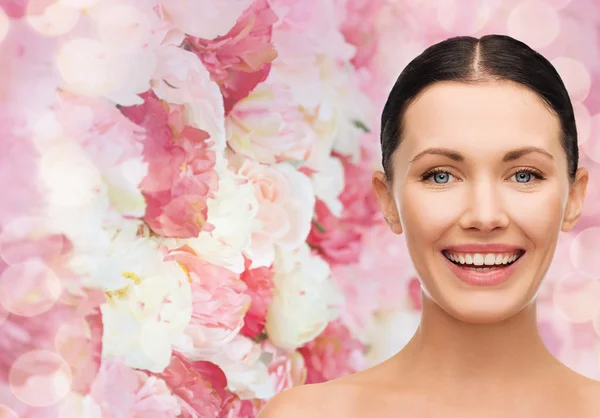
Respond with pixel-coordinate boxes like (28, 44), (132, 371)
(441, 249), (525, 271)
(440, 245), (526, 286)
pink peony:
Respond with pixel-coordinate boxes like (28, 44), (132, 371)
(330, 263), (380, 340)
(340, 0), (385, 68)
(155, 351), (268, 418)
(230, 154), (315, 267)
(307, 151), (380, 265)
(120, 90), (219, 238)
(185, 0), (279, 114)
(262, 341), (306, 393)
(51, 91), (149, 217)
(239, 257), (274, 338)
(90, 358), (181, 417)
(156, 352), (229, 418)
(166, 246), (251, 358)
(225, 81), (318, 165)
(298, 319), (366, 384)
(0, 0), (27, 18)
(221, 398), (267, 418)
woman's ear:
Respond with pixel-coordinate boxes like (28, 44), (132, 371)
(561, 167), (589, 232)
(372, 171), (403, 235)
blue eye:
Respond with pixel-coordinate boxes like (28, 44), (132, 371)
(511, 169), (544, 184)
(421, 169), (453, 184)
(433, 172), (450, 184)
(514, 172), (532, 183)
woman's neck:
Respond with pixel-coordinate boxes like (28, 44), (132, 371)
(393, 294), (563, 393)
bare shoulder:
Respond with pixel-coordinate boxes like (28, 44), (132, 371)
(580, 375), (600, 413)
(257, 364), (394, 418)
(257, 381), (359, 418)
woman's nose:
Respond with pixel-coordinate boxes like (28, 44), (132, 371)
(457, 181), (510, 232)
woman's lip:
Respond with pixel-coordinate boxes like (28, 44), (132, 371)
(440, 251), (524, 286)
(443, 243), (525, 253)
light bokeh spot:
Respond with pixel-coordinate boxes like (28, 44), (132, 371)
(570, 227), (600, 278)
(0, 259), (62, 317)
(551, 57), (591, 103)
(26, 0), (80, 37)
(0, 405), (19, 418)
(39, 143), (104, 207)
(0, 7), (9, 44)
(9, 350), (72, 407)
(553, 273), (600, 323)
(0, 216), (62, 266)
(507, 1), (560, 49)
(56, 38), (122, 97)
(436, 0), (493, 35)
(582, 114), (600, 164)
(58, 0), (101, 9)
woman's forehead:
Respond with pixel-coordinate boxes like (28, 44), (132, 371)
(400, 81), (562, 152)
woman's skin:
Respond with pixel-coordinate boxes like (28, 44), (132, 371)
(258, 81), (599, 417)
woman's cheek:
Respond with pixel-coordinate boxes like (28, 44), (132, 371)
(400, 185), (466, 242)
(505, 187), (564, 241)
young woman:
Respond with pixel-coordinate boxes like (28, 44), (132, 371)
(259, 35), (598, 417)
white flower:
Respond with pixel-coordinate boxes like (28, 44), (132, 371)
(56, 0), (180, 106)
(364, 309), (421, 367)
(160, 0), (253, 39)
(100, 228), (192, 373)
(152, 45), (226, 154)
(266, 244), (343, 350)
(59, 393), (103, 418)
(310, 154), (345, 217)
(208, 335), (276, 400)
(230, 156), (316, 268)
(185, 155), (261, 274)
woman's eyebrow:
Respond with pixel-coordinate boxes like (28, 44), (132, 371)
(409, 146), (554, 164)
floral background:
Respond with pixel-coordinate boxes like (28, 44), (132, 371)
(0, 0), (600, 416)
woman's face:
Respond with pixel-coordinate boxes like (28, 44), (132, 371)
(373, 81), (588, 324)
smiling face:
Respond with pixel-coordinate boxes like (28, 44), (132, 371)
(373, 81), (588, 324)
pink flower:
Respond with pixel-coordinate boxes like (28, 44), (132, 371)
(307, 151), (379, 264)
(330, 264), (380, 340)
(90, 358), (181, 417)
(0, 0), (27, 18)
(262, 341), (306, 393)
(166, 246), (251, 358)
(340, 0), (385, 68)
(185, 0), (279, 114)
(221, 398), (267, 418)
(156, 352), (229, 418)
(225, 81), (318, 165)
(298, 319), (365, 384)
(239, 257), (274, 338)
(308, 199), (363, 264)
(230, 154), (315, 267)
(120, 91), (219, 238)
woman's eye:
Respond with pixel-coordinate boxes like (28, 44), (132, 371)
(422, 170), (454, 184)
(432, 172), (451, 184)
(510, 170), (544, 183)
(514, 171), (532, 183)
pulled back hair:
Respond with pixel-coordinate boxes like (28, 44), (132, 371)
(380, 34), (578, 183)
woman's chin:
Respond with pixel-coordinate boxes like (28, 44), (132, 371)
(435, 294), (530, 325)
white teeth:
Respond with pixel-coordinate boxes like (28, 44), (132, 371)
(484, 254), (496, 266)
(473, 254), (484, 266)
(444, 251), (522, 266)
